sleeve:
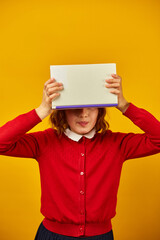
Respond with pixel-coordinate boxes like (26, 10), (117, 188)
(119, 103), (160, 161)
(0, 109), (44, 159)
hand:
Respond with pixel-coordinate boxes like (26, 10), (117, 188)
(105, 74), (130, 113)
(35, 78), (64, 120)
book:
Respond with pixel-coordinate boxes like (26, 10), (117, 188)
(50, 63), (117, 109)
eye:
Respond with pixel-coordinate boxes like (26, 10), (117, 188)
(89, 107), (97, 111)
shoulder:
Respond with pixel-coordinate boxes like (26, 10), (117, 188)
(42, 128), (60, 139)
(43, 128), (57, 135)
(28, 128), (59, 142)
(96, 129), (128, 143)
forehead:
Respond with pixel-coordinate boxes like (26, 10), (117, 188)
(65, 108), (98, 115)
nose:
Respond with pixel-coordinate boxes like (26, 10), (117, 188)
(79, 108), (89, 117)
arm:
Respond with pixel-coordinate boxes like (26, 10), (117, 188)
(0, 78), (63, 158)
(105, 74), (160, 160)
(120, 103), (160, 160)
(0, 110), (42, 158)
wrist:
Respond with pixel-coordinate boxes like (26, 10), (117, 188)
(35, 105), (52, 120)
(117, 100), (130, 113)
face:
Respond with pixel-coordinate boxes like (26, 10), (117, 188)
(65, 108), (99, 135)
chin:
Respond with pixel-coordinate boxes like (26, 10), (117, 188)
(77, 127), (91, 135)
(79, 130), (89, 135)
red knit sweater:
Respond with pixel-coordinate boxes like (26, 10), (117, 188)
(0, 103), (160, 237)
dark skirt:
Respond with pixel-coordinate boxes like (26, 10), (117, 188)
(34, 222), (114, 240)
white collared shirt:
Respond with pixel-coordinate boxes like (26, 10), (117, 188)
(64, 128), (96, 142)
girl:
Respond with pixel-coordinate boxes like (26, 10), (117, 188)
(0, 74), (160, 240)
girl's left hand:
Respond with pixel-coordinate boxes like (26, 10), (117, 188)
(105, 74), (130, 113)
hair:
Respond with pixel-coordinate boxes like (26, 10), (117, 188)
(49, 108), (109, 135)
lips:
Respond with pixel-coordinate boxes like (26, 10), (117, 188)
(78, 121), (89, 127)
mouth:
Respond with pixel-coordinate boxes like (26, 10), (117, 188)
(77, 121), (89, 127)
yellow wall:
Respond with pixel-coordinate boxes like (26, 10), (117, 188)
(0, 0), (160, 239)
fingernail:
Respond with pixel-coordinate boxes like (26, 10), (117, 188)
(105, 79), (110, 82)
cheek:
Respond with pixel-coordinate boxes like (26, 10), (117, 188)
(92, 112), (99, 124)
(93, 118), (98, 126)
(65, 114), (76, 127)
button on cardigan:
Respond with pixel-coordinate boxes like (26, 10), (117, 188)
(0, 103), (160, 237)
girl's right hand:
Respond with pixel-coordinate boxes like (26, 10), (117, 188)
(35, 78), (63, 120)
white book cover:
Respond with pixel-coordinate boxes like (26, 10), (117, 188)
(50, 63), (117, 109)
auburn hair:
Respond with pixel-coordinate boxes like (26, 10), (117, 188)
(49, 108), (109, 135)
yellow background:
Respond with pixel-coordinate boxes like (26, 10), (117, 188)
(0, 0), (160, 239)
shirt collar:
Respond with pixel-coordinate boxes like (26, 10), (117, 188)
(64, 128), (96, 142)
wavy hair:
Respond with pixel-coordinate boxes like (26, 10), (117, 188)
(49, 108), (109, 135)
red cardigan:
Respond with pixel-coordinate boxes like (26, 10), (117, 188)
(0, 103), (160, 237)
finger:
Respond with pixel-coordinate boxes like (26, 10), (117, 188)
(109, 89), (120, 95)
(45, 82), (63, 96)
(111, 74), (121, 79)
(105, 82), (120, 88)
(46, 82), (63, 92)
(47, 92), (60, 102)
(44, 78), (56, 88)
(46, 85), (64, 96)
(47, 81), (63, 88)
(105, 78), (121, 84)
